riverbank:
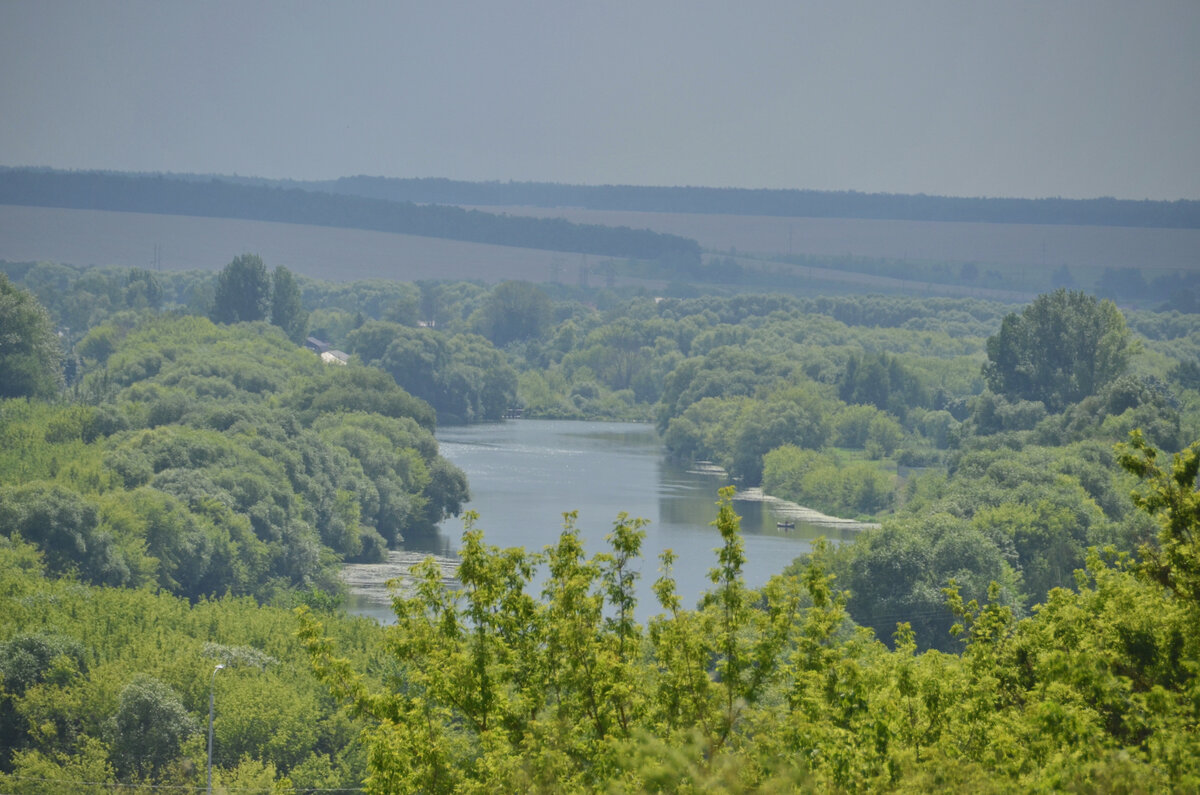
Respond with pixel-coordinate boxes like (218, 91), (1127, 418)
(691, 459), (880, 532)
(733, 487), (880, 532)
(345, 420), (860, 624)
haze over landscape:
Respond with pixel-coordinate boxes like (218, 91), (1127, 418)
(6, 3), (1200, 793)
(3, 1), (1198, 200)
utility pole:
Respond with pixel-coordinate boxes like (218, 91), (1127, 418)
(207, 663), (225, 794)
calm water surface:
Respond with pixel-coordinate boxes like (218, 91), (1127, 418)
(347, 420), (859, 623)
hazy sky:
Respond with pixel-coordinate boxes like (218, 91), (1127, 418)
(2, 1), (1198, 199)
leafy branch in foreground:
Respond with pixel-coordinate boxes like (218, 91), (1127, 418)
(1119, 429), (1200, 604)
(299, 494), (830, 792)
(300, 465), (1200, 793)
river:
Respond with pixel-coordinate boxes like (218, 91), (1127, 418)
(345, 419), (870, 624)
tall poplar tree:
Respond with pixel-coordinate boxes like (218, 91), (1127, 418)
(210, 254), (270, 324)
(270, 265), (308, 343)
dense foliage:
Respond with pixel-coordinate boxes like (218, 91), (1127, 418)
(1, 315), (467, 602)
(210, 254), (271, 325)
(345, 321), (518, 424)
(301, 473), (1200, 792)
(983, 289), (1133, 410)
(269, 264), (309, 344)
(0, 538), (377, 792)
(1, 255), (1197, 791)
(0, 274), (64, 399)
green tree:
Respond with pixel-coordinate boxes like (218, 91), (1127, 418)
(0, 632), (89, 768)
(270, 265), (308, 343)
(0, 738), (116, 795)
(837, 514), (1016, 650)
(210, 254), (270, 324)
(473, 280), (552, 346)
(124, 268), (163, 311)
(440, 333), (518, 422)
(346, 323), (517, 423)
(727, 386), (833, 483)
(982, 289), (1132, 411)
(282, 365), (436, 429)
(839, 351), (928, 420)
(105, 675), (198, 781)
(0, 482), (137, 587)
(865, 412), (904, 458)
(1119, 430), (1200, 603)
(0, 274), (64, 398)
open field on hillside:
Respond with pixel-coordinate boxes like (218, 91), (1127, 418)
(737, 257), (1037, 303)
(3, 203), (1195, 302)
(464, 205), (1200, 276)
(0, 204), (578, 283)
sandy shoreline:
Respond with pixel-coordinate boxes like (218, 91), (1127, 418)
(690, 460), (881, 531)
(733, 487), (880, 532)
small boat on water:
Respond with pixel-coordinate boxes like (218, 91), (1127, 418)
(776, 520), (795, 530)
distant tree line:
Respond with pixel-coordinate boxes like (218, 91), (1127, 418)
(270, 175), (1200, 229)
(0, 168), (702, 265)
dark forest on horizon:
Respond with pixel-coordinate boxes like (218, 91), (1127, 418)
(5, 165), (1199, 230)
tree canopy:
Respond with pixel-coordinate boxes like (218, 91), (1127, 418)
(1, 314), (466, 601)
(210, 254), (270, 324)
(982, 289), (1132, 411)
(300, 469), (1200, 792)
(0, 259), (1198, 792)
(0, 274), (63, 399)
(345, 322), (517, 423)
(472, 280), (552, 347)
(269, 265), (308, 343)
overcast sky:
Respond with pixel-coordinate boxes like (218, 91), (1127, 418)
(2, 1), (1198, 200)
